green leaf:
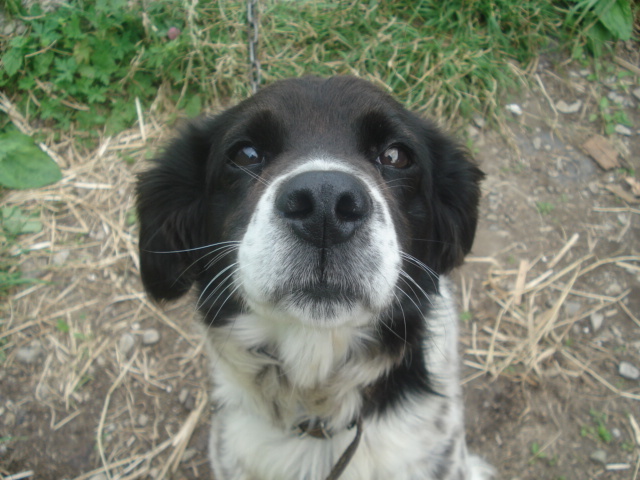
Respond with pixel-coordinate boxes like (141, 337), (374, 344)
(1, 206), (43, 236)
(2, 48), (24, 76)
(596, 0), (632, 40)
(0, 129), (62, 189)
(184, 94), (202, 118)
(56, 319), (70, 333)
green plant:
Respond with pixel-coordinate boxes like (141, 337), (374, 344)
(0, 206), (43, 297)
(1, 0), (210, 136)
(580, 409), (613, 444)
(536, 201), (555, 215)
(0, 123), (62, 189)
(565, 0), (634, 57)
(589, 96), (634, 134)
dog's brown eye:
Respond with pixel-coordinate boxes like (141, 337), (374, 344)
(376, 147), (410, 169)
(233, 146), (263, 167)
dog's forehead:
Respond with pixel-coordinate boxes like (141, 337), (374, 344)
(248, 77), (401, 129)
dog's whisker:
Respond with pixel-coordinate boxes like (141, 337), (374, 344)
(173, 244), (239, 286)
(400, 252), (440, 294)
(144, 240), (241, 255)
(230, 161), (270, 186)
(203, 245), (240, 270)
(398, 270), (434, 308)
(197, 263), (238, 310)
(205, 281), (243, 325)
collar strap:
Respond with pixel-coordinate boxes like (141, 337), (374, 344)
(325, 415), (363, 480)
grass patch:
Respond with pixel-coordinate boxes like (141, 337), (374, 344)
(1, 0), (612, 137)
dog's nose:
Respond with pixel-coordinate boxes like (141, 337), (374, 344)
(275, 171), (372, 247)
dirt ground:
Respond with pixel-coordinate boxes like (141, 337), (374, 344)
(1, 49), (639, 480)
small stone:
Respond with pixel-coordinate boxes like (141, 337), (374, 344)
(633, 88), (640, 101)
(142, 328), (160, 345)
(472, 115), (486, 129)
(532, 137), (542, 150)
(505, 104), (522, 116)
(15, 341), (42, 364)
(606, 282), (622, 296)
(118, 333), (135, 355)
(607, 91), (625, 104)
(138, 414), (149, 427)
(564, 301), (581, 316)
(555, 100), (582, 114)
(619, 361), (640, 380)
(52, 249), (70, 265)
(178, 388), (189, 405)
(590, 449), (607, 465)
(612, 428), (622, 439)
(181, 448), (197, 463)
(590, 313), (604, 332)
(614, 124), (632, 136)
(467, 125), (480, 138)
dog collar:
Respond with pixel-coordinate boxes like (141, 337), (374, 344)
(295, 416), (363, 480)
(296, 417), (358, 439)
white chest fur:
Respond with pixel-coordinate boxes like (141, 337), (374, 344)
(204, 281), (491, 480)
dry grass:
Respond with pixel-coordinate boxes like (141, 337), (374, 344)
(1, 92), (212, 478)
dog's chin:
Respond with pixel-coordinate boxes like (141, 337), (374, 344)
(246, 285), (377, 328)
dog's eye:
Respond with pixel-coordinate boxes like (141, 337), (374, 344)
(233, 146), (264, 167)
(376, 147), (410, 169)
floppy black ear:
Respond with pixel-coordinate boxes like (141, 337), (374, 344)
(136, 120), (214, 301)
(425, 128), (484, 274)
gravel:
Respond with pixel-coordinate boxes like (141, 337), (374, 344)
(15, 341), (43, 364)
(118, 333), (135, 355)
(555, 100), (582, 114)
(590, 449), (607, 465)
(142, 328), (160, 345)
(589, 312), (604, 332)
(618, 361), (640, 380)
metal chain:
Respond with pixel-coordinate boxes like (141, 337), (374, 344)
(247, 0), (261, 94)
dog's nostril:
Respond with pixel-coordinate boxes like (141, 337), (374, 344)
(279, 189), (314, 220)
(335, 192), (368, 222)
(275, 170), (372, 247)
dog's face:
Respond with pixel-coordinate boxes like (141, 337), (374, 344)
(137, 76), (482, 329)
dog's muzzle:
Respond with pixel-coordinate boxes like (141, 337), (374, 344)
(275, 171), (372, 248)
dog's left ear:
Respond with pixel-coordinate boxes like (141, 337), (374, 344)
(423, 127), (484, 274)
(136, 120), (214, 301)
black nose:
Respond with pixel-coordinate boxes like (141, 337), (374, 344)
(275, 171), (372, 247)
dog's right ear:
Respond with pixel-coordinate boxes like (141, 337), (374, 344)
(136, 120), (214, 301)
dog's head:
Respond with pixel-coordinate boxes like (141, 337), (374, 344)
(137, 76), (482, 328)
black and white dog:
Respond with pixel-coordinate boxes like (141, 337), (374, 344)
(137, 76), (492, 480)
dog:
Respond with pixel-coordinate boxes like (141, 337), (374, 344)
(136, 76), (492, 480)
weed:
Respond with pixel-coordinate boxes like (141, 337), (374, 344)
(530, 441), (547, 462)
(621, 441), (634, 451)
(0, 206), (43, 297)
(536, 202), (555, 215)
(56, 319), (70, 333)
(589, 96), (634, 134)
(460, 311), (473, 323)
(564, 0), (634, 58)
(580, 409), (613, 444)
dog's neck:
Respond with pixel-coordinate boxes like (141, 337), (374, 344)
(207, 313), (397, 433)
